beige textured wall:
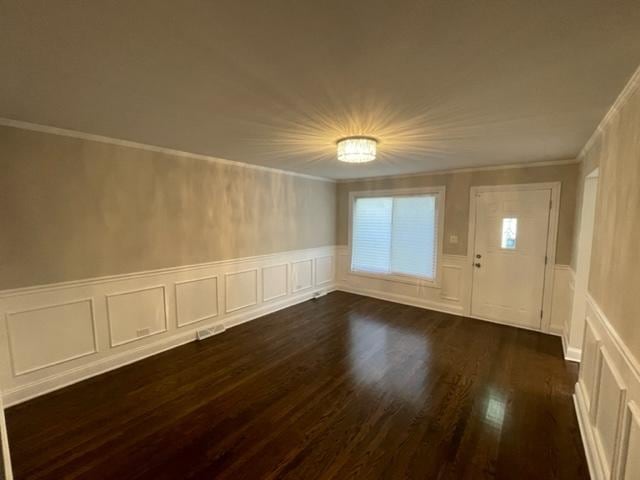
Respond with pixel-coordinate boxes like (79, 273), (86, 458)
(0, 126), (336, 290)
(578, 82), (640, 359)
(337, 163), (579, 264)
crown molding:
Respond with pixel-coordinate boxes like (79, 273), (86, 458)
(0, 117), (586, 184)
(578, 63), (640, 160)
(335, 158), (579, 184)
(0, 118), (336, 183)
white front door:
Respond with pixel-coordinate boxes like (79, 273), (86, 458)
(471, 188), (552, 329)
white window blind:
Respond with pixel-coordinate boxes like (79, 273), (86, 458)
(351, 194), (439, 280)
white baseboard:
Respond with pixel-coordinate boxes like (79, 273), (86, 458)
(0, 246), (338, 407)
(336, 284), (464, 317)
(336, 284), (567, 338)
(562, 333), (582, 362)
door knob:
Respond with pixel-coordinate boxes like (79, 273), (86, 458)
(474, 263), (481, 268)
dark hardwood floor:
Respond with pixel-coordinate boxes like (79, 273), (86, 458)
(5, 292), (588, 479)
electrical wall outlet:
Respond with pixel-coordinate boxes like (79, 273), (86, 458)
(136, 327), (151, 338)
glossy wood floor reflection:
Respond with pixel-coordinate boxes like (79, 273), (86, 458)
(6, 292), (588, 479)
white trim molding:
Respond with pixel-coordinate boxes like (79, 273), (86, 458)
(550, 264), (581, 360)
(574, 292), (640, 480)
(0, 246), (337, 406)
(336, 158), (579, 184)
(579, 64), (640, 160)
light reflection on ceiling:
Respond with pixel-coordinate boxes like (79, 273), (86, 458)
(1, 0), (640, 179)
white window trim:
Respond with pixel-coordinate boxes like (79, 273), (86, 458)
(347, 186), (446, 288)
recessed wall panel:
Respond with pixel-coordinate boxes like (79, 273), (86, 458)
(580, 316), (601, 414)
(441, 265), (462, 301)
(594, 349), (626, 477)
(225, 269), (258, 313)
(622, 403), (640, 480)
(292, 260), (313, 292)
(262, 264), (287, 302)
(175, 276), (218, 327)
(106, 286), (167, 347)
(315, 256), (334, 286)
(7, 299), (96, 375)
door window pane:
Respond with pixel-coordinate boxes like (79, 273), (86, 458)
(501, 218), (518, 249)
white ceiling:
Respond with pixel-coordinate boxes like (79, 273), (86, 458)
(2, 0), (640, 179)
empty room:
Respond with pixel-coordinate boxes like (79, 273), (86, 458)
(1, 1), (640, 479)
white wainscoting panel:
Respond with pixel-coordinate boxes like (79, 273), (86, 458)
(175, 276), (218, 327)
(262, 264), (288, 302)
(292, 259), (313, 293)
(337, 252), (350, 283)
(574, 293), (640, 480)
(224, 269), (258, 313)
(441, 264), (462, 302)
(580, 316), (602, 416)
(6, 299), (97, 376)
(315, 256), (335, 286)
(592, 349), (627, 478)
(550, 265), (574, 339)
(621, 402), (640, 479)
(336, 247), (469, 317)
(107, 286), (168, 347)
(0, 246), (337, 406)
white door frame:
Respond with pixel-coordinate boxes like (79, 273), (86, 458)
(566, 167), (599, 360)
(466, 182), (562, 333)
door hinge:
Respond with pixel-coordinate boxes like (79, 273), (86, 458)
(544, 255), (548, 265)
(540, 309), (544, 319)
(549, 198), (553, 210)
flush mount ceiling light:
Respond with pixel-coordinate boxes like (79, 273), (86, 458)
(336, 136), (377, 163)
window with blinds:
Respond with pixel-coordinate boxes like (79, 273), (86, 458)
(351, 192), (440, 281)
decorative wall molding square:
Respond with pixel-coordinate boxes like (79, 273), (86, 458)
(106, 285), (169, 347)
(6, 298), (98, 376)
(175, 275), (219, 327)
(224, 269), (259, 313)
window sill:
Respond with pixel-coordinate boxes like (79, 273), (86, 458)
(348, 270), (440, 289)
